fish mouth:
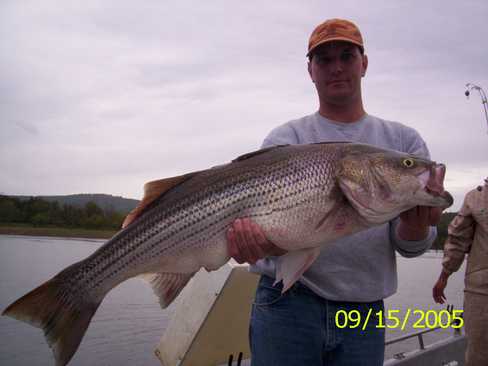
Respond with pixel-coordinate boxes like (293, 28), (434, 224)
(418, 163), (453, 207)
(427, 163), (445, 196)
(439, 190), (454, 207)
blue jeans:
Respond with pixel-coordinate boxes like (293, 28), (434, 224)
(250, 275), (385, 366)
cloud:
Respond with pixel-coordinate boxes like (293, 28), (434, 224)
(0, 0), (487, 208)
(12, 121), (40, 136)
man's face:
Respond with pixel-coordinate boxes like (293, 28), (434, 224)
(308, 41), (368, 105)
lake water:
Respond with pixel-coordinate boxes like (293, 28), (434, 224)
(0, 235), (466, 365)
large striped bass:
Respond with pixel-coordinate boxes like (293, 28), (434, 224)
(3, 142), (453, 366)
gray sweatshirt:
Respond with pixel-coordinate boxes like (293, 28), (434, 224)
(250, 112), (436, 302)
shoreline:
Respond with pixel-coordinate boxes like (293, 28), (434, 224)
(0, 225), (117, 239)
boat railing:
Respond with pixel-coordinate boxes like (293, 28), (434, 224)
(385, 304), (463, 361)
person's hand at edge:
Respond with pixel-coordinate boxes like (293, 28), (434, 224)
(432, 270), (449, 304)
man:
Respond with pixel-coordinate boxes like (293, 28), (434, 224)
(433, 178), (488, 366)
(227, 19), (442, 365)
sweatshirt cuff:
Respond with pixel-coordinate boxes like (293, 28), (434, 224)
(391, 219), (436, 257)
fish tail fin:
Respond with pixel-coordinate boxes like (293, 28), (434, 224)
(2, 277), (101, 366)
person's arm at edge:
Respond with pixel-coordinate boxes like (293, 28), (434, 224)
(433, 194), (475, 303)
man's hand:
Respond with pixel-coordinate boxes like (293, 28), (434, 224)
(226, 218), (287, 264)
(432, 271), (449, 304)
(397, 206), (442, 241)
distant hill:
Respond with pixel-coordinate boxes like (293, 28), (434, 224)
(10, 194), (140, 214)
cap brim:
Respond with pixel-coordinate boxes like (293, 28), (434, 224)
(307, 37), (364, 56)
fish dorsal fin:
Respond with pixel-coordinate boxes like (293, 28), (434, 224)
(232, 145), (289, 162)
(312, 141), (352, 145)
(122, 173), (195, 229)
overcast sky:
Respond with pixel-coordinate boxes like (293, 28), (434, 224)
(1, 0), (487, 211)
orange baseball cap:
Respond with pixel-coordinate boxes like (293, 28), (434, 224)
(307, 18), (364, 56)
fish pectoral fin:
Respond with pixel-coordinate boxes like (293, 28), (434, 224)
(122, 173), (196, 229)
(139, 272), (195, 308)
(274, 247), (321, 293)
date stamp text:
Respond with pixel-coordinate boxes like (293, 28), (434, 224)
(335, 309), (464, 330)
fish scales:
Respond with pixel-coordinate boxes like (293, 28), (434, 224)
(81, 148), (328, 293)
(87, 146), (333, 279)
(30, 146), (340, 293)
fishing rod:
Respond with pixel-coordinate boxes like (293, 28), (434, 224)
(465, 83), (488, 133)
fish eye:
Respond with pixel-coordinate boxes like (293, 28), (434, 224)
(402, 158), (415, 168)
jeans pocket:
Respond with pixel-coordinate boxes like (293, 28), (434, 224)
(253, 283), (287, 307)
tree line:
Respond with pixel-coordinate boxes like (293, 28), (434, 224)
(431, 211), (457, 250)
(0, 195), (127, 230)
(0, 195), (458, 248)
